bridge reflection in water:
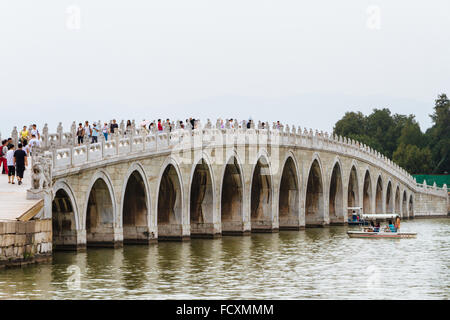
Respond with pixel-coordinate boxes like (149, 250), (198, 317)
(0, 219), (449, 299)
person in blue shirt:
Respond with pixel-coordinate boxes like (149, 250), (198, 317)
(91, 123), (99, 143)
(352, 210), (357, 222)
(388, 220), (396, 232)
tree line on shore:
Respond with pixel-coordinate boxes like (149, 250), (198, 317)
(333, 93), (450, 174)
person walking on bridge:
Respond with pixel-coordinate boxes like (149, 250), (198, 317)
(6, 138), (13, 149)
(30, 124), (40, 141)
(13, 143), (27, 186)
(1, 140), (8, 175)
(19, 126), (29, 146)
(76, 123), (84, 146)
(110, 119), (118, 134)
(156, 119), (163, 131)
(91, 123), (99, 143)
(83, 121), (92, 142)
(6, 144), (15, 184)
(102, 123), (109, 141)
(28, 134), (41, 156)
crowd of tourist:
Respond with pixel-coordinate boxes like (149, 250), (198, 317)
(1, 118), (287, 185)
(73, 117), (265, 146)
(1, 124), (40, 185)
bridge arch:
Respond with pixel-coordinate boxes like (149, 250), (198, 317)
(394, 184), (400, 215)
(385, 179), (394, 213)
(279, 153), (301, 229)
(328, 158), (344, 224)
(121, 162), (151, 243)
(362, 169), (373, 214)
(156, 158), (184, 239)
(375, 174), (383, 214)
(304, 155), (326, 226)
(189, 153), (216, 237)
(347, 165), (360, 210)
(52, 180), (81, 250)
(402, 190), (408, 218)
(220, 151), (245, 234)
(250, 153), (274, 232)
(409, 194), (414, 218)
(85, 169), (117, 246)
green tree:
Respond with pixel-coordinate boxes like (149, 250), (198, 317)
(333, 111), (366, 137)
(333, 95), (449, 175)
(397, 118), (425, 148)
(393, 143), (432, 174)
(366, 108), (394, 157)
(425, 94), (450, 173)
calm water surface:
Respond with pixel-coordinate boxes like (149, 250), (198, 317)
(1, 218), (449, 299)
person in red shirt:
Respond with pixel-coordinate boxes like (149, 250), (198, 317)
(1, 140), (8, 175)
(157, 119), (163, 131)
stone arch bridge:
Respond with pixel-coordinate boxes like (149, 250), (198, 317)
(12, 119), (447, 249)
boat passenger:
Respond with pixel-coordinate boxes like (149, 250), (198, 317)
(373, 222), (380, 232)
(388, 220), (396, 232)
(395, 217), (401, 231)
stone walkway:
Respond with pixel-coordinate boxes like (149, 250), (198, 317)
(0, 164), (42, 221)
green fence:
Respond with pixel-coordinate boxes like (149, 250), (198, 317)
(413, 175), (450, 188)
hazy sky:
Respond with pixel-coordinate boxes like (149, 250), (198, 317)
(1, 0), (449, 137)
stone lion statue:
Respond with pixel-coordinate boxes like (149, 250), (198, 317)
(31, 161), (51, 190)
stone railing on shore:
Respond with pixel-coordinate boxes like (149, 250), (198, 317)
(7, 119), (449, 199)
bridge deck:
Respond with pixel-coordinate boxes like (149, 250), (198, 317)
(0, 164), (42, 221)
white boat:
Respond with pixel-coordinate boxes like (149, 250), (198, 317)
(347, 213), (417, 239)
(347, 231), (417, 239)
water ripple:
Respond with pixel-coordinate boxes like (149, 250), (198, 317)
(0, 219), (449, 299)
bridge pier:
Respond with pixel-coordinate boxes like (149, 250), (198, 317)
(250, 156), (278, 233)
(189, 159), (221, 238)
(220, 155), (251, 236)
(86, 227), (123, 248)
(190, 223), (221, 238)
(278, 156), (303, 230)
(305, 159), (328, 227)
(123, 226), (156, 244)
(156, 224), (190, 241)
(221, 221), (251, 236)
(251, 226), (279, 233)
(53, 229), (87, 251)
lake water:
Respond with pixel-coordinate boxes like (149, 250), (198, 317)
(0, 218), (449, 299)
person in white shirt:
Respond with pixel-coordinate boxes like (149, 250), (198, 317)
(83, 121), (92, 140)
(28, 134), (41, 156)
(6, 145), (15, 184)
(30, 124), (40, 140)
(23, 144), (31, 157)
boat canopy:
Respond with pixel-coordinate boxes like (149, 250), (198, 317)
(361, 213), (399, 220)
